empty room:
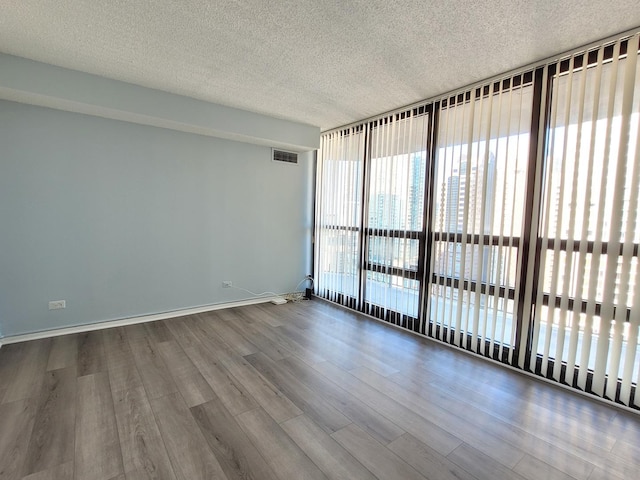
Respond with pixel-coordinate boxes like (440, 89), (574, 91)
(1, 1), (640, 479)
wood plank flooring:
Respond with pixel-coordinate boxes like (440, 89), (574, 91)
(1, 299), (639, 480)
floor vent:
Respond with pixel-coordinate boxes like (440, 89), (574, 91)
(272, 149), (298, 164)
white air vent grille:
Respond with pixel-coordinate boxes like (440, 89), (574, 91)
(272, 149), (298, 164)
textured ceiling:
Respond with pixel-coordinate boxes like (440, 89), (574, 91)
(1, 1), (639, 130)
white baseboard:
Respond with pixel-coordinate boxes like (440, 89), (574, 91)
(0, 296), (280, 347)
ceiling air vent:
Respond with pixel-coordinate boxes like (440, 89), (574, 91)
(272, 149), (298, 165)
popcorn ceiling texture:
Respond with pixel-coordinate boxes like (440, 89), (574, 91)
(0, 0), (639, 130)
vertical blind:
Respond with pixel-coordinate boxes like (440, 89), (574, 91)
(314, 126), (365, 308)
(363, 110), (429, 329)
(429, 74), (533, 364)
(314, 31), (640, 409)
(524, 35), (640, 407)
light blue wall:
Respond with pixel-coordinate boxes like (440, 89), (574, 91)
(0, 100), (314, 337)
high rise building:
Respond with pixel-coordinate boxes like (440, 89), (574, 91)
(440, 152), (497, 283)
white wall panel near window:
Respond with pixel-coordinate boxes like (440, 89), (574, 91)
(528, 34), (640, 407)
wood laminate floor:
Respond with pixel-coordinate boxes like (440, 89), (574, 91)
(0, 300), (639, 480)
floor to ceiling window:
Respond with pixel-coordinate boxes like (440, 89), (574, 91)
(314, 31), (640, 409)
(315, 126), (365, 309)
(525, 37), (640, 405)
(363, 109), (430, 330)
(429, 74), (533, 364)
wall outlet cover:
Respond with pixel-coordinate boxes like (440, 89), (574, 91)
(48, 300), (66, 310)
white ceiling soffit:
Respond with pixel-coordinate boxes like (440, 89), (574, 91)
(0, 53), (320, 152)
(1, 1), (639, 131)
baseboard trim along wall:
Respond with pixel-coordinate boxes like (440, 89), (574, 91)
(0, 296), (281, 347)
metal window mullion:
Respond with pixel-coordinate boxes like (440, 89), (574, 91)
(621, 45), (640, 404)
(422, 104), (439, 334)
(529, 64), (559, 372)
(540, 76), (569, 375)
(516, 66), (548, 370)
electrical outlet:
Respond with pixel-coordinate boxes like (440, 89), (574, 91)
(222, 281), (232, 288)
(48, 300), (66, 310)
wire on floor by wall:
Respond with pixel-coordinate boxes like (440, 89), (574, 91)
(230, 275), (314, 303)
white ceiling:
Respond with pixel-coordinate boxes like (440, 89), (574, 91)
(1, 1), (639, 131)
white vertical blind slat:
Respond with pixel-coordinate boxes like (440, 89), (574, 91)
(592, 41), (623, 395)
(402, 113), (414, 323)
(442, 104), (464, 342)
(314, 134), (324, 296)
(550, 54), (577, 382)
(497, 80), (514, 359)
(577, 47), (607, 389)
(496, 86), (511, 355)
(566, 50), (596, 388)
(621, 70), (640, 404)
(383, 117), (394, 316)
(316, 127), (365, 306)
(433, 78), (533, 355)
(604, 41), (638, 401)
(333, 131), (344, 302)
(350, 128), (362, 301)
(475, 81), (495, 350)
(471, 84), (490, 347)
(441, 103), (456, 341)
(454, 96), (475, 346)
